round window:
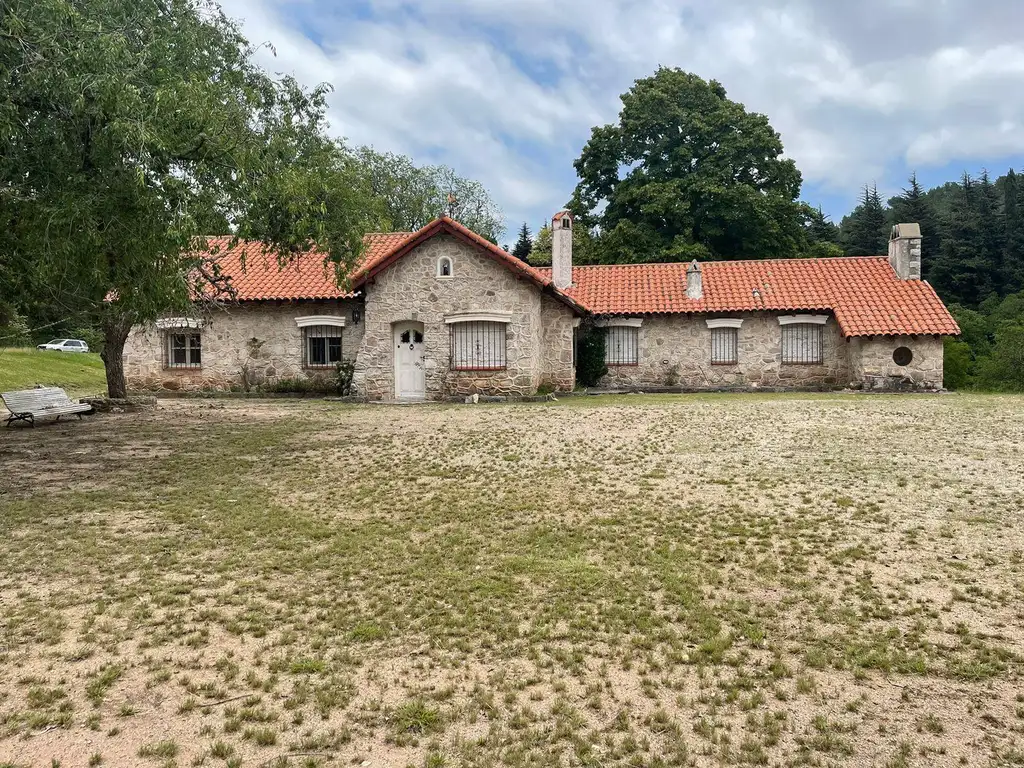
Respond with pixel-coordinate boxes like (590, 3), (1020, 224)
(893, 347), (913, 367)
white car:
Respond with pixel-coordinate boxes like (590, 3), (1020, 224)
(36, 339), (90, 353)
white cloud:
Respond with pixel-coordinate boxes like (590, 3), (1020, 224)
(219, 0), (1024, 231)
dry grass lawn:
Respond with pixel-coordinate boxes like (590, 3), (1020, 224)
(2, 394), (1024, 768)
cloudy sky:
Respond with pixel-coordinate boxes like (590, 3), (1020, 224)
(219, 0), (1024, 241)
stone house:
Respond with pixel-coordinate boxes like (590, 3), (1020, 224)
(124, 215), (960, 398)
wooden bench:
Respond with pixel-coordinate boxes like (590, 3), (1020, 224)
(2, 387), (93, 427)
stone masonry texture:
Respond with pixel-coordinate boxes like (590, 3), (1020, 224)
(597, 313), (944, 391)
(354, 235), (576, 400)
(124, 300), (363, 392)
(125, 240), (945, 396)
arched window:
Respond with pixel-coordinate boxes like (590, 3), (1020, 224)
(437, 256), (453, 278)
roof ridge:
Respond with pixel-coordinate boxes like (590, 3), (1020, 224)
(561, 256), (890, 268)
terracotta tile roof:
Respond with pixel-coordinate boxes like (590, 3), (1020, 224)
(197, 219), (562, 303)
(349, 217), (554, 288)
(194, 225), (958, 338)
(196, 233), (413, 301)
(537, 258), (960, 337)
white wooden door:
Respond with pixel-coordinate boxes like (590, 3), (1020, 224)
(394, 322), (426, 399)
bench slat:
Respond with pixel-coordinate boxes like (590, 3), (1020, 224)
(2, 387), (91, 420)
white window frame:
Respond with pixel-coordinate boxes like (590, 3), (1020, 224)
(156, 317), (205, 330)
(295, 317), (346, 369)
(706, 318), (744, 330)
(597, 318), (641, 366)
(444, 312), (513, 325)
(447, 317), (509, 371)
(437, 255), (455, 279)
(302, 326), (344, 369)
(777, 314), (828, 326)
(707, 318), (742, 365)
(166, 332), (202, 369)
(295, 316), (346, 329)
(780, 321), (825, 365)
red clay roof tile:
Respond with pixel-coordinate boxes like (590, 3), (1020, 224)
(196, 233), (413, 301)
(195, 222), (959, 338)
(538, 258), (960, 337)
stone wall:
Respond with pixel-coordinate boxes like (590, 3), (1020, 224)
(540, 295), (576, 391)
(850, 335), (944, 390)
(124, 300), (363, 392)
(598, 313), (852, 390)
(355, 235), (577, 400)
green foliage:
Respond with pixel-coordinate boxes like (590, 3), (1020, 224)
(392, 699), (442, 735)
(334, 359), (356, 396)
(528, 221), (601, 266)
(976, 324), (1024, 391)
(1003, 169), (1024, 293)
(0, 312), (32, 347)
(801, 206), (844, 258)
(512, 222), (532, 261)
(352, 148), (504, 242)
(840, 184), (889, 256)
(570, 67), (806, 263)
(1, 0), (377, 397)
(575, 326), (608, 388)
(944, 292), (1024, 391)
(942, 339), (973, 391)
(264, 377), (334, 395)
(931, 174), (993, 307)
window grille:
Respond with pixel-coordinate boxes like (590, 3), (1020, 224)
(781, 323), (823, 364)
(605, 326), (639, 365)
(711, 327), (738, 365)
(450, 321), (507, 371)
(303, 325), (343, 368)
(166, 332), (202, 368)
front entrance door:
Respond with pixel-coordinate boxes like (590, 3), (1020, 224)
(394, 322), (426, 399)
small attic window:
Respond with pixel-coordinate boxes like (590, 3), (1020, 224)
(437, 256), (453, 278)
(561, 216), (571, 229)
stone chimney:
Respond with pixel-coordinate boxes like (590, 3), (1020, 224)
(686, 260), (703, 300)
(888, 223), (922, 280)
(552, 209), (573, 289)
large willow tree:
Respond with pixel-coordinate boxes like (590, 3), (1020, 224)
(1, 0), (375, 396)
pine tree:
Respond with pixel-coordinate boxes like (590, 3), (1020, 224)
(889, 172), (940, 279)
(803, 206), (843, 257)
(1003, 169), (1024, 294)
(512, 222), (532, 262)
(932, 173), (988, 308)
(976, 170), (1005, 298)
(841, 184), (889, 256)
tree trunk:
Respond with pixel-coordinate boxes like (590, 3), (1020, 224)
(100, 315), (132, 399)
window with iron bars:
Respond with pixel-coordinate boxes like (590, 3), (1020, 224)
(450, 321), (507, 371)
(711, 327), (738, 365)
(781, 323), (823, 364)
(166, 332), (202, 369)
(604, 326), (638, 365)
(303, 325), (343, 368)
